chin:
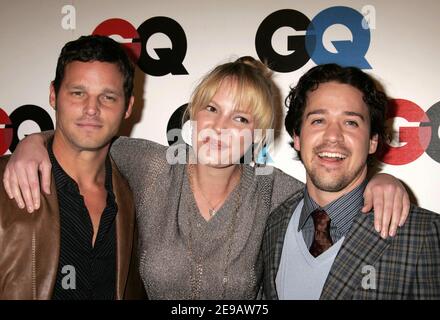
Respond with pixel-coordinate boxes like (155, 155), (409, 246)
(310, 175), (349, 193)
(72, 140), (109, 152)
(196, 154), (238, 167)
(316, 183), (347, 193)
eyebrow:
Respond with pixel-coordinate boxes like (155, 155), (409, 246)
(67, 84), (86, 90)
(102, 88), (122, 96)
(305, 108), (327, 118)
(344, 111), (365, 121)
(305, 108), (365, 121)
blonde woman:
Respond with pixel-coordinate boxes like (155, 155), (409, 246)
(3, 57), (409, 299)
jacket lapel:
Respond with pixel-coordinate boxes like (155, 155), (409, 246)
(34, 174), (60, 300)
(112, 160), (136, 300)
(320, 213), (390, 299)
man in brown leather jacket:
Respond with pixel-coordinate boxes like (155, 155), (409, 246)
(0, 35), (145, 299)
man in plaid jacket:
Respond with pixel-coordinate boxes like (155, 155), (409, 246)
(262, 64), (440, 300)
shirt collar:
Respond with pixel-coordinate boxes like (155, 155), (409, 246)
(298, 180), (368, 237)
(48, 138), (113, 194)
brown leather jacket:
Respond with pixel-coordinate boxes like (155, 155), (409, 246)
(0, 156), (146, 300)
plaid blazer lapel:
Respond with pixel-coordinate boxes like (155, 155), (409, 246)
(320, 212), (391, 300)
(263, 191), (304, 299)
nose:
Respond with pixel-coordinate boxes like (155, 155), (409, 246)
(84, 96), (100, 116)
(323, 121), (344, 143)
(213, 115), (228, 134)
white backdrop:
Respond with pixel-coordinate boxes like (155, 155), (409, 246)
(1, 0), (439, 213)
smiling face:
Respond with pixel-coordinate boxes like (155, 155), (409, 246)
(293, 81), (378, 202)
(192, 78), (256, 167)
(51, 60), (133, 153)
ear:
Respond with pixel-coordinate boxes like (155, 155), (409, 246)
(293, 133), (301, 152)
(49, 82), (56, 110)
(124, 96), (134, 119)
(369, 133), (379, 154)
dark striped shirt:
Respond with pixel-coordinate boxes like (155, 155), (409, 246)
(298, 181), (367, 248)
(49, 141), (117, 300)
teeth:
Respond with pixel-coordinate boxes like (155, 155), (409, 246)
(318, 152), (347, 159)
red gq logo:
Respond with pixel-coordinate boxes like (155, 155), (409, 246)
(379, 99), (440, 165)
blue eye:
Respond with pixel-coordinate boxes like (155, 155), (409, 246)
(311, 119), (323, 125)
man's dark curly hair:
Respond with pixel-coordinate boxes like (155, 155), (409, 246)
(52, 35), (134, 108)
(285, 63), (388, 144)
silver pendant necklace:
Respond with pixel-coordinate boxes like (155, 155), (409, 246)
(189, 165), (225, 218)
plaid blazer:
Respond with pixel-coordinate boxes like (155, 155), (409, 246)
(262, 190), (440, 300)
